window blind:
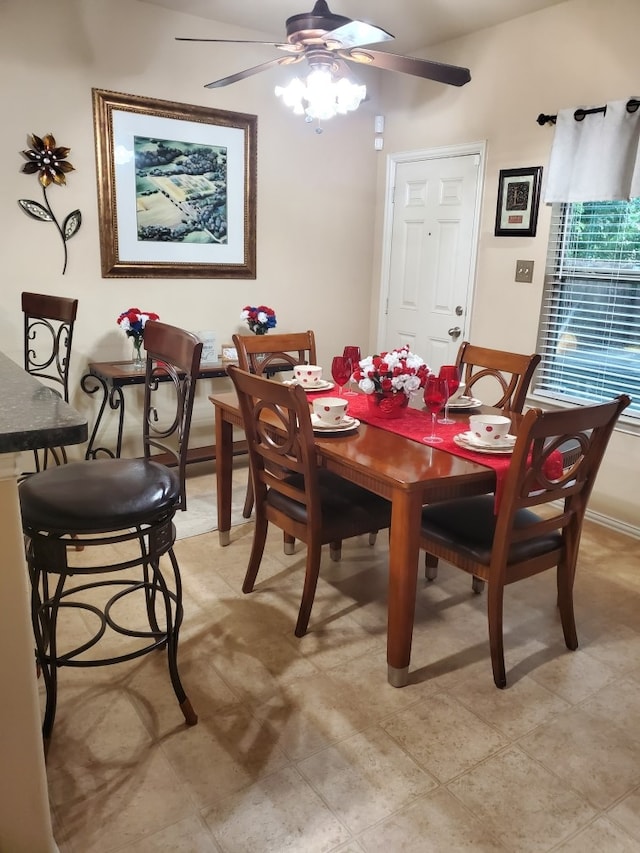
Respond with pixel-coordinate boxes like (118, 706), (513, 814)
(534, 200), (640, 419)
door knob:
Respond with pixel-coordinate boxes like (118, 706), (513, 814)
(448, 326), (461, 339)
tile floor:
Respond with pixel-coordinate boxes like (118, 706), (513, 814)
(44, 469), (640, 852)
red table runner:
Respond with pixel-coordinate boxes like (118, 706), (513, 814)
(306, 388), (562, 511)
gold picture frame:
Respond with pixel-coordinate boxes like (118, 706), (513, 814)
(92, 88), (257, 278)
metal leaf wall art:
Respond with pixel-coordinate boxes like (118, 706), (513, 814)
(19, 133), (82, 274)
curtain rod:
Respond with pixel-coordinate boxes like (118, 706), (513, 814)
(537, 97), (640, 126)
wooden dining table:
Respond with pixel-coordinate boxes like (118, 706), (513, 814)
(209, 390), (503, 687)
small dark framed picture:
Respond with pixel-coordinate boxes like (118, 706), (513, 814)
(494, 166), (543, 237)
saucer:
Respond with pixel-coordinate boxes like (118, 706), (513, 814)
(447, 395), (482, 410)
(464, 431), (516, 448)
(311, 414), (360, 433)
(286, 378), (335, 392)
(454, 432), (516, 455)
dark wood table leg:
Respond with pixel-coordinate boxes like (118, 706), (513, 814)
(215, 407), (233, 546)
(386, 488), (422, 687)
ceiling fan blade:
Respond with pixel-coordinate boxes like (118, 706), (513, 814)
(344, 48), (471, 87)
(322, 20), (393, 49)
(177, 37), (300, 54)
(205, 56), (300, 89)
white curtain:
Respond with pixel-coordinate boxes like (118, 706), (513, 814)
(544, 98), (640, 203)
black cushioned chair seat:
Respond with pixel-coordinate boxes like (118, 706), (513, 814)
(20, 459), (180, 533)
(421, 495), (562, 565)
(267, 470), (391, 538)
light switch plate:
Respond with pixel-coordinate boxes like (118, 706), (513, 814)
(515, 260), (534, 283)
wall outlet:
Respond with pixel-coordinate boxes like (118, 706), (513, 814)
(515, 260), (534, 283)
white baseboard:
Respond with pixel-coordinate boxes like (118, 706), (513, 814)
(584, 506), (640, 540)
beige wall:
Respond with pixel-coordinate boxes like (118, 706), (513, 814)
(1, 0), (381, 451)
(370, 0), (640, 531)
(1, 0), (637, 530)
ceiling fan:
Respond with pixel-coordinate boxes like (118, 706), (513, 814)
(176, 0), (471, 91)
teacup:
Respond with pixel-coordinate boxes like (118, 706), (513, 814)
(469, 414), (511, 443)
(294, 364), (323, 387)
(313, 396), (348, 426)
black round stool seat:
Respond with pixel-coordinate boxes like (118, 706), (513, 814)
(20, 458), (197, 748)
(20, 458), (180, 533)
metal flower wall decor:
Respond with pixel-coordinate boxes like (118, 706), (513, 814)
(19, 133), (82, 274)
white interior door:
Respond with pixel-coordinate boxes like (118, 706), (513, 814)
(379, 144), (484, 371)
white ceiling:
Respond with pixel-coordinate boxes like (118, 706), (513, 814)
(140, 0), (568, 55)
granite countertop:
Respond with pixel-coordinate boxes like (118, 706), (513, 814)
(0, 352), (87, 453)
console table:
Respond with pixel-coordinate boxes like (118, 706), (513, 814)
(81, 359), (244, 463)
(81, 359), (290, 464)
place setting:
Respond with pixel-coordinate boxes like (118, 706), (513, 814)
(311, 396), (360, 435)
(454, 414), (517, 455)
(447, 394), (483, 411)
(284, 364), (335, 391)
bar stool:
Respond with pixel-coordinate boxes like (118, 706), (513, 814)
(20, 320), (202, 748)
(22, 291), (78, 471)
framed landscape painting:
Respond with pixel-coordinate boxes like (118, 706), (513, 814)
(92, 89), (257, 278)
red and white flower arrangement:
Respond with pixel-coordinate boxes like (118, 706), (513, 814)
(116, 307), (160, 343)
(116, 307), (160, 362)
(241, 305), (277, 335)
(354, 345), (429, 398)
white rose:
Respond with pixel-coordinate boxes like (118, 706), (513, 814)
(359, 377), (376, 394)
(360, 356), (374, 371)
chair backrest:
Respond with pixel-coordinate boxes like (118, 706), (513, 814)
(232, 330), (316, 377)
(227, 365), (321, 519)
(22, 291), (78, 402)
(493, 394), (630, 568)
(455, 341), (541, 413)
(142, 320), (203, 510)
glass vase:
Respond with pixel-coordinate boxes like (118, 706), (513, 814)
(131, 337), (144, 368)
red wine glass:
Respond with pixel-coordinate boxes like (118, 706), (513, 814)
(438, 364), (460, 424)
(331, 356), (352, 396)
(342, 346), (361, 395)
(422, 374), (447, 443)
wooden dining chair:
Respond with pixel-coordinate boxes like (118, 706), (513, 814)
(455, 341), (541, 413)
(419, 394), (630, 688)
(22, 291), (78, 471)
(233, 330), (317, 377)
(424, 340), (543, 582)
(233, 330), (317, 524)
(227, 365), (392, 637)
(20, 320), (202, 745)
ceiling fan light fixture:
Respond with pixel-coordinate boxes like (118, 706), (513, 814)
(275, 66), (366, 121)
(348, 49), (374, 65)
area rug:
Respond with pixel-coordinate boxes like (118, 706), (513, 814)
(173, 472), (252, 540)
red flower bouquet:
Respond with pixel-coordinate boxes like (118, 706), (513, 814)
(241, 305), (277, 335)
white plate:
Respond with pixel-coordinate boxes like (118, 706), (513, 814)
(312, 414), (360, 433)
(285, 378), (335, 392)
(447, 395), (482, 410)
(454, 433), (515, 455)
(462, 431), (516, 449)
